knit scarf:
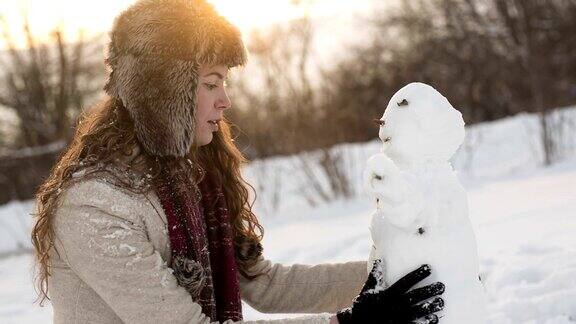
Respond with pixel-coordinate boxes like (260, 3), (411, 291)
(155, 164), (242, 322)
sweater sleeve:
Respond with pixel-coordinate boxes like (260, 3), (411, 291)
(53, 179), (228, 324)
(239, 255), (368, 315)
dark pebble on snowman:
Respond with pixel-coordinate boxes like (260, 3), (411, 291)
(397, 99), (409, 106)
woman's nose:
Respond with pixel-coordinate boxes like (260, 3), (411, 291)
(217, 89), (232, 110)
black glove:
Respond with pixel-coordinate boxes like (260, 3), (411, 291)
(336, 260), (445, 324)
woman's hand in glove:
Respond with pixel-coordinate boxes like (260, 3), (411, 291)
(336, 260), (445, 324)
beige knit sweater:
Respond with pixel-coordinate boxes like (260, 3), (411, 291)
(49, 175), (368, 324)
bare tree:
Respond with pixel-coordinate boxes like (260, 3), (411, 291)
(228, 7), (356, 204)
(0, 15), (104, 149)
(329, 0), (576, 165)
(0, 16), (105, 203)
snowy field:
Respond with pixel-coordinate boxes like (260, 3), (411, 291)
(1, 109), (575, 323)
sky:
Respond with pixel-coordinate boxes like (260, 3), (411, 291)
(0, 0), (375, 48)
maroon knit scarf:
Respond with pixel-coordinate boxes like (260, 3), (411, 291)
(155, 166), (242, 322)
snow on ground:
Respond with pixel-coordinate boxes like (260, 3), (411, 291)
(0, 253), (52, 323)
(1, 158), (574, 323)
(0, 201), (34, 254)
(473, 160), (576, 324)
(0, 109), (575, 323)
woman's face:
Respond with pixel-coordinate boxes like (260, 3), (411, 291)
(194, 64), (232, 146)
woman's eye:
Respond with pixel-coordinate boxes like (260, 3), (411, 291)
(204, 83), (218, 90)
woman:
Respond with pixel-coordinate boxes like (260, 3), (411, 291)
(32, 0), (444, 323)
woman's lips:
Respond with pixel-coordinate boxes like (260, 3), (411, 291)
(207, 119), (220, 131)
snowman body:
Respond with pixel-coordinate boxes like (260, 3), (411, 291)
(365, 83), (487, 323)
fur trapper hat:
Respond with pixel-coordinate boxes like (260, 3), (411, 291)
(104, 0), (247, 157)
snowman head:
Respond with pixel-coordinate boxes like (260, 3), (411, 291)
(377, 82), (465, 165)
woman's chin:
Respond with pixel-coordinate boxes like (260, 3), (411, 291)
(196, 132), (214, 147)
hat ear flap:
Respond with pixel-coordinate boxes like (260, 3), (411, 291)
(108, 54), (199, 157)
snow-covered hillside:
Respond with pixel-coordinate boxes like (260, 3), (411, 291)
(0, 108), (575, 323)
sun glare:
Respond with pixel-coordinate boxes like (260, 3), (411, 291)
(0, 0), (314, 48)
(0, 0), (135, 46)
(210, 0), (308, 31)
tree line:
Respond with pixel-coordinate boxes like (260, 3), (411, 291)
(1, 0), (575, 203)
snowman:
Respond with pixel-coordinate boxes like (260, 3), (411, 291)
(365, 82), (487, 323)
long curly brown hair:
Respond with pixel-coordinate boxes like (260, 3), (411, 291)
(31, 96), (263, 305)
